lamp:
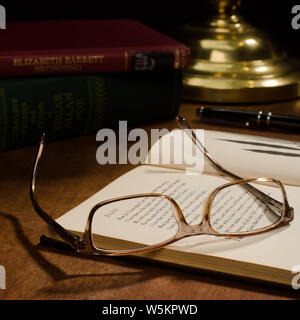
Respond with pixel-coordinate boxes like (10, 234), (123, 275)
(174, 0), (300, 103)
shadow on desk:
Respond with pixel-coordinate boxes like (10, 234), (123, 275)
(0, 211), (156, 296)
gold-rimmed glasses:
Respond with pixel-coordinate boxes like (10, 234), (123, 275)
(30, 117), (294, 256)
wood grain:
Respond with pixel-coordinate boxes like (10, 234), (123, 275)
(0, 101), (300, 300)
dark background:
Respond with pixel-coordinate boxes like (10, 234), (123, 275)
(1, 0), (300, 57)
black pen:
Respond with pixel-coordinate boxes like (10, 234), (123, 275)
(196, 107), (300, 132)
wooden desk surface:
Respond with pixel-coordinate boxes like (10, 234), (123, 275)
(1, 100), (300, 300)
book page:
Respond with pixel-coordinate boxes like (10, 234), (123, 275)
(57, 165), (300, 272)
(146, 129), (300, 186)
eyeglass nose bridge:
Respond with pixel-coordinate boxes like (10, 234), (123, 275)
(177, 218), (219, 237)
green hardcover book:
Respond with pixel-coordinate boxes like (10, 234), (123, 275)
(0, 71), (182, 151)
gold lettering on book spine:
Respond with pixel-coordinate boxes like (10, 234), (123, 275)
(64, 55), (104, 65)
(13, 55), (104, 73)
(181, 49), (187, 69)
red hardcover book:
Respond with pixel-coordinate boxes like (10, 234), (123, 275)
(0, 19), (190, 77)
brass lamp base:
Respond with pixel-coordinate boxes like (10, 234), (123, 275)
(174, 1), (300, 103)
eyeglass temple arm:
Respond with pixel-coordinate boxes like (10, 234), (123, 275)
(30, 134), (84, 251)
(176, 117), (287, 216)
(177, 117), (247, 181)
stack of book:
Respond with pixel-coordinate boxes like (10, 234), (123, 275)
(0, 19), (190, 151)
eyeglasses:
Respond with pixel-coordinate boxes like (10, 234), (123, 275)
(30, 117), (294, 256)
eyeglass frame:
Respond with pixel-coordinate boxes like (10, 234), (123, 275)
(30, 116), (294, 256)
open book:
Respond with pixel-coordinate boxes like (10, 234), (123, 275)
(43, 129), (300, 287)
(146, 129), (300, 186)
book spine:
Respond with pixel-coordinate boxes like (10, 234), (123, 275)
(0, 46), (190, 77)
(0, 71), (182, 151)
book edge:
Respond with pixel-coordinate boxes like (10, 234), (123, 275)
(41, 228), (293, 287)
